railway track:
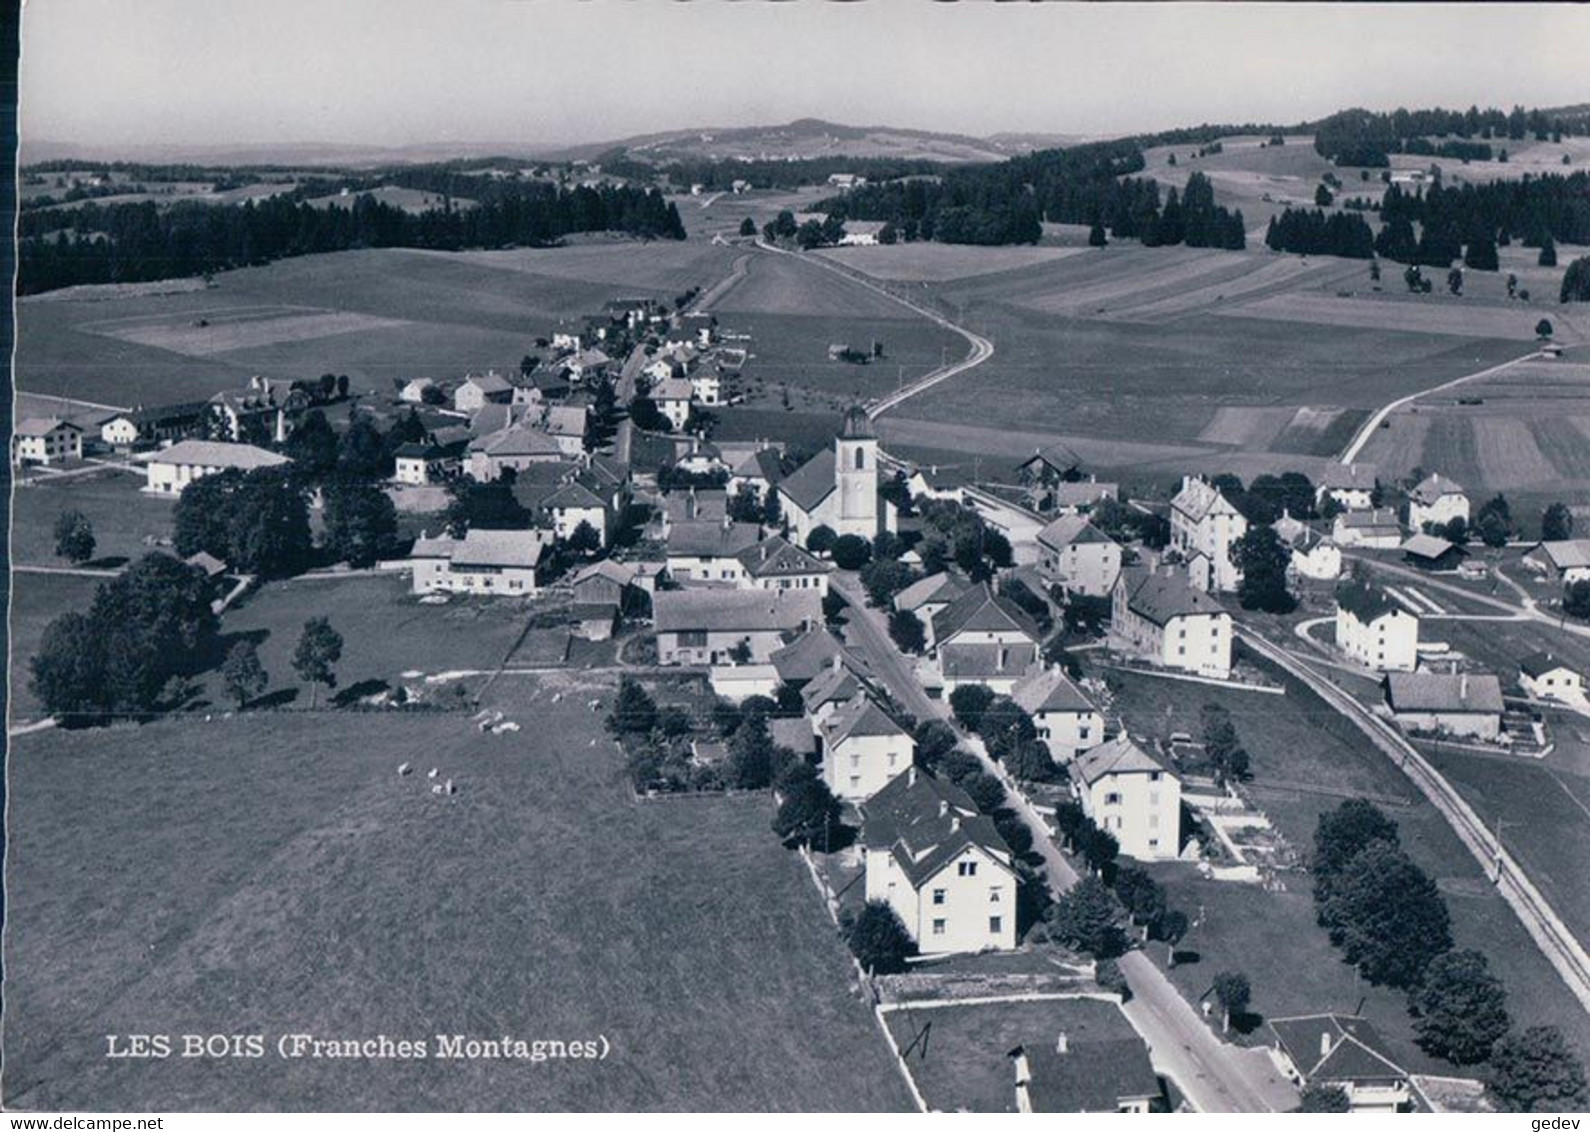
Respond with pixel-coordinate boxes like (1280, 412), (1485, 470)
(1241, 628), (1590, 1015)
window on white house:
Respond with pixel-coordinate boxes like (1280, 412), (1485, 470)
(1105, 792), (1121, 805)
(957, 861), (978, 877)
(989, 916), (1002, 934)
(932, 919), (945, 936)
(932, 889), (945, 905)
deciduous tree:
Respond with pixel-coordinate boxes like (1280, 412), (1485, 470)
(1410, 949), (1511, 1065)
(1485, 1026), (1589, 1113)
(221, 640), (268, 709)
(292, 616), (344, 709)
(53, 509), (95, 564)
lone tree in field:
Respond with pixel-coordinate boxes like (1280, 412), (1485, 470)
(846, 901), (917, 974)
(1088, 221), (1108, 247)
(221, 641), (268, 710)
(1046, 875), (1123, 957)
(1537, 318), (1555, 340)
(53, 509), (96, 564)
(291, 616), (344, 709)
(1298, 1084), (1351, 1112)
(1539, 238), (1558, 268)
(1212, 971), (1251, 1033)
(738, 217), (755, 238)
(1410, 949), (1511, 1065)
(1485, 1026), (1589, 1113)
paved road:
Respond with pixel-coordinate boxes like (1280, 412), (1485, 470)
(832, 573), (1297, 1112)
(1337, 349), (1543, 464)
(1241, 628), (1590, 1016)
(1348, 552), (1590, 642)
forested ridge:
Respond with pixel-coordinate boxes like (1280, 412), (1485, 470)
(18, 179), (685, 295)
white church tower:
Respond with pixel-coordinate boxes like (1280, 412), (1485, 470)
(835, 405), (879, 535)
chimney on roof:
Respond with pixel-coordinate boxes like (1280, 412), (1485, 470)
(1460, 673), (1468, 699)
(1056, 1031), (1069, 1056)
(1320, 1030), (1333, 1059)
(907, 766), (917, 788)
(939, 799), (948, 816)
(950, 816), (961, 832)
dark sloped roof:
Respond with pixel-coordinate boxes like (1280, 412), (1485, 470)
(737, 535), (833, 579)
(667, 520), (762, 559)
(1074, 735), (1170, 785)
(1011, 666), (1097, 716)
(891, 813), (1013, 887)
(769, 628), (845, 683)
(1335, 580), (1404, 624)
(1270, 1015), (1407, 1085)
(932, 583), (1042, 645)
(860, 768), (979, 849)
(779, 446), (837, 513)
(894, 571), (969, 613)
(822, 695), (908, 747)
(1521, 651), (1576, 678)
(1118, 568), (1226, 626)
(801, 660), (866, 712)
(1385, 672), (1504, 714)
(1022, 1038), (1162, 1111)
(939, 642), (1038, 680)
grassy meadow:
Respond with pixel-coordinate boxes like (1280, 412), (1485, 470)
(4, 673), (913, 1111)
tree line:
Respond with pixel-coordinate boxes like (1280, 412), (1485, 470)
(1313, 105), (1590, 167)
(18, 181), (685, 294)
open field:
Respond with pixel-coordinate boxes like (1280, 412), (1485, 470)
(8, 572), (105, 718)
(1102, 659), (1590, 1063)
(881, 997), (1147, 1112)
(815, 243), (1088, 283)
(15, 244), (735, 407)
(4, 675), (912, 1111)
(704, 252), (967, 404)
(9, 469), (175, 567)
(196, 574), (538, 709)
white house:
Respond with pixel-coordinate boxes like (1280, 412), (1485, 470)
(1169, 475), (1248, 593)
(453, 371), (515, 414)
(1284, 527), (1343, 582)
(652, 377), (696, 431)
(665, 520), (762, 585)
(398, 377), (436, 404)
(407, 528), (551, 596)
(1317, 463), (1379, 512)
(818, 694), (915, 802)
(1010, 665), (1106, 763)
(724, 443), (784, 501)
(1074, 735), (1182, 861)
(652, 589), (820, 666)
(860, 769), (1019, 955)
(1384, 671), (1504, 742)
(141, 439), (290, 495)
(778, 406), (897, 546)
(1333, 508), (1403, 550)
(930, 583), (1043, 695)
(1036, 514), (1122, 597)
(11, 418), (84, 465)
(1408, 473), (1469, 532)
(535, 482), (610, 547)
(689, 369), (722, 406)
(98, 401), (209, 450)
(1047, 479), (1119, 516)
(1109, 567), (1233, 679)
(1334, 581), (1420, 672)
(1519, 652), (1585, 706)
(736, 535), (835, 596)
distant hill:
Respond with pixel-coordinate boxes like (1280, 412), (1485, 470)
(19, 139), (535, 169)
(538, 119), (1092, 165)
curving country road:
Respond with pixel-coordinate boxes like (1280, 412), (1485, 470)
(1337, 348), (1546, 465)
(750, 240), (995, 421)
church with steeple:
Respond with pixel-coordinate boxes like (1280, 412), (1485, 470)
(777, 406), (898, 547)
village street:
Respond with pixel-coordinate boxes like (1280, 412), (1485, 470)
(832, 573), (1298, 1112)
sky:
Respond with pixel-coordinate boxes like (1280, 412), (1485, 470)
(18, 1), (1590, 153)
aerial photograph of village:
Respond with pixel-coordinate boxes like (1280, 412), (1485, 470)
(5, 0), (1590, 1117)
